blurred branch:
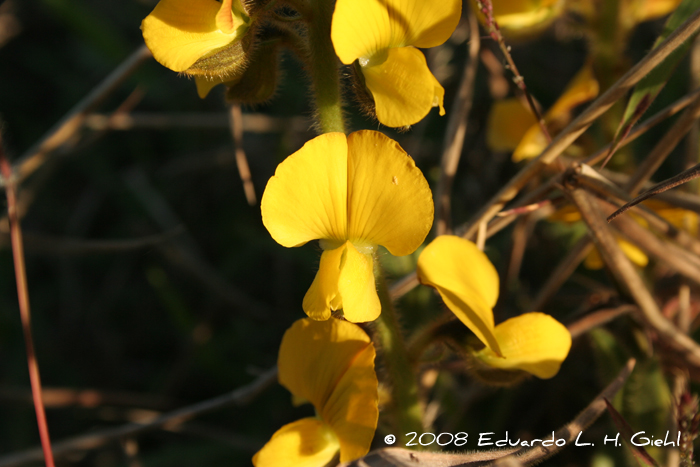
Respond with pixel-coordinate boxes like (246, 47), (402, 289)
(0, 229), (183, 256)
(229, 104), (257, 205)
(7, 45), (152, 187)
(567, 304), (637, 339)
(84, 112), (310, 133)
(0, 367), (278, 467)
(435, 9), (480, 235)
(124, 167), (272, 321)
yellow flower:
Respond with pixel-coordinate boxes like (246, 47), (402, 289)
(253, 318), (378, 467)
(475, 0), (565, 36)
(416, 235), (571, 379)
(330, 0), (461, 128)
(487, 65), (599, 161)
(261, 131), (434, 323)
(141, 0), (253, 88)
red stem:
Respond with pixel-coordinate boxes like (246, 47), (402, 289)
(0, 147), (56, 467)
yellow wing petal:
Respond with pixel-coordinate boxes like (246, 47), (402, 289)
(331, 0), (461, 64)
(322, 344), (378, 462)
(278, 319), (373, 416)
(252, 418), (340, 467)
(474, 312), (571, 379)
(417, 236), (501, 355)
(141, 0), (249, 72)
(261, 133), (348, 247)
(362, 47), (444, 127)
(346, 130), (433, 256)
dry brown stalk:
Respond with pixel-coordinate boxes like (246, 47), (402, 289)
(567, 187), (700, 369)
(435, 9), (480, 235)
(229, 104), (257, 205)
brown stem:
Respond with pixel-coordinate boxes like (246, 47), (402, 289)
(0, 143), (56, 467)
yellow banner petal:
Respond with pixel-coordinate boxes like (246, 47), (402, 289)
(141, 0), (248, 72)
(322, 344), (378, 462)
(331, 0), (461, 64)
(278, 319), (373, 413)
(362, 47), (444, 128)
(346, 130), (433, 256)
(417, 236), (501, 355)
(337, 242), (381, 323)
(252, 418), (340, 467)
(474, 312), (571, 379)
(261, 133), (349, 248)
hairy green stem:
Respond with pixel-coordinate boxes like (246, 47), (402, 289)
(373, 259), (425, 436)
(306, 0), (346, 134)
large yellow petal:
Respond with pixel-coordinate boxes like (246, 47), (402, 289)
(346, 131), (433, 256)
(645, 199), (699, 236)
(252, 418), (340, 467)
(362, 47), (444, 127)
(475, 312), (571, 379)
(302, 242), (380, 323)
(322, 344), (378, 462)
(331, 0), (461, 64)
(261, 133), (348, 248)
(417, 236), (501, 355)
(141, 0), (249, 72)
(278, 318), (373, 413)
(486, 98), (538, 152)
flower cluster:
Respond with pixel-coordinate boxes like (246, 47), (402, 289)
(140, 0), (578, 465)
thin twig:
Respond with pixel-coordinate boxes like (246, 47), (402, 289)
(7, 45), (152, 186)
(530, 236), (594, 312)
(584, 88), (700, 167)
(475, 0), (551, 144)
(229, 105), (257, 205)
(609, 162), (700, 222)
(462, 8), (700, 240)
(567, 304), (637, 339)
(435, 9), (480, 235)
(0, 140), (56, 467)
(0, 367), (278, 467)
